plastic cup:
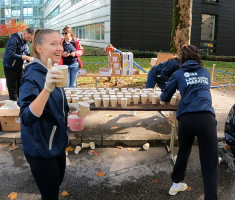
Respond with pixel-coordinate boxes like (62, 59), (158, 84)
(68, 114), (84, 131)
(170, 96), (177, 105)
(111, 97), (117, 107)
(89, 142), (95, 150)
(141, 94), (147, 104)
(74, 146), (82, 154)
(125, 95), (132, 105)
(78, 102), (90, 118)
(121, 98), (128, 108)
(82, 143), (90, 148)
(82, 97), (89, 102)
(133, 95), (140, 105)
(54, 65), (68, 87)
(143, 143), (150, 150)
(66, 97), (71, 103)
(72, 97), (79, 103)
(152, 95), (158, 104)
(103, 97), (110, 107)
(94, 97), (102, 107)
(102, 94), (109, 98)
(117, 95), (124, 104)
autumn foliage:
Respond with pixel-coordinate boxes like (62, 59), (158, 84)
(0, 18), (28, 36)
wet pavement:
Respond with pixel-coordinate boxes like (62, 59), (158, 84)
(0, 144), (235, 200)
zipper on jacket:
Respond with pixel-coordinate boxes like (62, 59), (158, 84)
(60, 87), (69, 145)
(49, 125), (57, 150)
(12, 60), (16, 67)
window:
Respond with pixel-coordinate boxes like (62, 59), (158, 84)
(45, 6), (60, 23)
(44, 0), (52, 9)
(202, 0), (218, 3)
(72, 23), (104, 40)
(23, 7), (33, 16)
(71, 0), (81, 5)
(200, 14), (217, 54)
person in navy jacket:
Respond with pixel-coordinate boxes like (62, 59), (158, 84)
(3, 28), (34, 100)
(161, 45), (218, 200)
(18, 29), (69, 200)
(145, 57), (179, 90)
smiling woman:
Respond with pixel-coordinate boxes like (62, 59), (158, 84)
(17, 28), (69, 199)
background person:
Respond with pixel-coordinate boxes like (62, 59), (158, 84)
(3, 28), (34, 101)
(160, 45), (218, 200)
(59, 26), (84, 88)
(18, 28), (69, 199)
(145, 57), (179, 91)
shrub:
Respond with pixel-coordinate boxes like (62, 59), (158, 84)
(0, 36), (9, 48)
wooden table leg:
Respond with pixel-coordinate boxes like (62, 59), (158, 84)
(169, 111), (177, 164)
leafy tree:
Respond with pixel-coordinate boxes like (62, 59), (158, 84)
(0, 18), (28, 36)
(170, 0), (193, 54)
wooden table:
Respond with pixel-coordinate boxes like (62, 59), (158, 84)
(89, 103), (178, 163)
(78, 73), (148, 88)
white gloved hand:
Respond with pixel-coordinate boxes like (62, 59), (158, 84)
(44, 58), (63, 92)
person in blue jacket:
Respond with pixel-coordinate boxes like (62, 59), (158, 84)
(18, 29), (69, 200)
(145, 57), (179, 90)
(3, 28), (34, 101)
(161, 45), (218, 200)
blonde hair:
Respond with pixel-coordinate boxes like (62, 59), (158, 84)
(32, 28), (57, 59)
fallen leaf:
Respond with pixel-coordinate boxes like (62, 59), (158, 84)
(111, 126), (118, 130)
(96, 172), (105, 177)
(66, 146), (74, 152)
(153, 179), (159, 183)
(127, 148), (136, 151)
(116, 146), (123, 149)
(157, 133), (162, 137)
(8, 192), (17, 199)
(113, 152), (117, 155)
(106, 114), (112, 117)
(61, 191), (69, 196)
(3, 143), (10, 147)
(221, 127), (225, 131)
(224, 145), (230, 150)
(107, 120), (111, 123)
(157, 124), (163, 128)
(88, 128), (93, 131)
(10, 143), (17, 151)
(187, 186), (192, 191)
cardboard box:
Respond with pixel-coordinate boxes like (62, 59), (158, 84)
(0, 108), (20, 131)
(112, 69), (122, 75)
(122, 52), (133, 61)
(156, 53), (174, 65)
(99, 69), (111, 76)
(111, 52), (121, 63)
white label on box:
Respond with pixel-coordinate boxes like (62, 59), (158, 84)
(112, 57), (118, 62)
(113, 63), (119, 68)
(15, 118), (20, 124)
(115, 70), (121, 74)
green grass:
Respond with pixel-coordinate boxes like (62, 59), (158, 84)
(0, 46), (234, 88)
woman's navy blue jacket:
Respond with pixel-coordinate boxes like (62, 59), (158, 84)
(18, 60), (69, 158)
(160, 60), (215, 119)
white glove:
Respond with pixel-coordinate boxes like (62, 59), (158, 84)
(44, 66), (63, 92)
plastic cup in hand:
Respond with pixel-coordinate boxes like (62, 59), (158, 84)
(54, 65), (68, 87)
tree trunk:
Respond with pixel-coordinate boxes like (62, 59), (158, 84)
(170, 0), (193, 54)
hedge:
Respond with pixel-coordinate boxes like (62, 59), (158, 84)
(0, 36), (9, 48)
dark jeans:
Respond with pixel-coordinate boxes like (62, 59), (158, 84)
(25, 152), (66, 200)
(171, 112), (218, 200)
(145, 66), (166, 90)
(4, 66), (23, 101)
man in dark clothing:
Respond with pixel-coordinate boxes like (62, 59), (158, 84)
(3, 28), (34, 101)
(145, 58), (179, 91)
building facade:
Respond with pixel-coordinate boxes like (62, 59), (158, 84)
(111, 0), (235, 56)
(0, 0), (43, 30)
(43, 0), (111, 48)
